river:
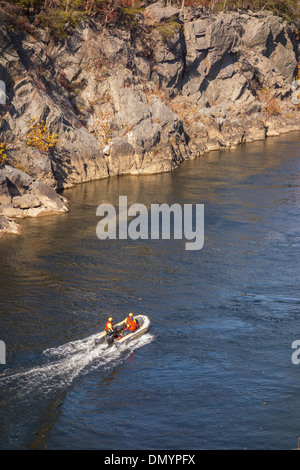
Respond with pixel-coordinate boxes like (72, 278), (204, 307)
(0, 132), (300, 450)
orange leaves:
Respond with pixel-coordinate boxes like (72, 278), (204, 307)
(296, 62), (300, 81)
(0, 142), (7, 167)
(26, 117), (59, 155)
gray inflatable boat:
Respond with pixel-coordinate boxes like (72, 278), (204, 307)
(94, 315), (151, 347)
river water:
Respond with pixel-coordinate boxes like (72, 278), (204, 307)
(0, 132), (300, 450)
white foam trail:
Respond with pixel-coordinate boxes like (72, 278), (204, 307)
(43, 331), (101, 359)
(0, 332), (154, 404)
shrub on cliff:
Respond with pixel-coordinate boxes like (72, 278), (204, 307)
(37, 8), (86, 39)
(1, 0), (147, 37)
(1, 0), (299, 39)
(1, 0), (87, 38)
(0, 143), (7, 167)
(154, 16), (183, 42)
(26, 118), (59, 155)
(214, 0), (299, 24)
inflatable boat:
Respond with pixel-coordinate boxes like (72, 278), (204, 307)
(94, 315), (151, 347)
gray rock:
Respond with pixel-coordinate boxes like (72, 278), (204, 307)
(12, 194), (41, 209)
(0, 172), (11, 204)
(0, 215), (20, 236)
(106, 138), (136, 176)
(149, 95), (181, 129)
(143, 2), (180, 26)
(0, 165), (68, 220)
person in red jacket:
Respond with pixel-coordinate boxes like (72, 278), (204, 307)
(124, 313), (138, 332)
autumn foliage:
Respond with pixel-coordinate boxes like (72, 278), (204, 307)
(26, 118), (59, 155)
(0, 143), (7, 167)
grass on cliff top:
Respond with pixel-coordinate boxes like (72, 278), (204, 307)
(1, 0), (299, 39)
(218, 0), (300, 24)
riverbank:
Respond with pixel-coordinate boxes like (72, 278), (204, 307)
(1, 2), (300, 236)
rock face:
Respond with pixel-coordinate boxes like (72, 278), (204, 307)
(0, 165), (68, 235)
(0, 4), (300, 235)
(177, 9), (300, 156)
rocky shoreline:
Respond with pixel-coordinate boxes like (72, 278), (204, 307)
(1, 3), (300, 237)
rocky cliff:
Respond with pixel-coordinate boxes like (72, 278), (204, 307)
(0, 3), (299, 236)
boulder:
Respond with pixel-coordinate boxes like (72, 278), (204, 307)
(143, 2), (180, 27)
(0, 165), (68, 221)
(0, 215), (20, 236)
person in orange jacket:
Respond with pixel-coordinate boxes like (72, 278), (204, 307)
(124, 313), (133, 328)
(105, 317), (120, 339)
(106, 317), (114, 333)
(124, 313), (138, 332)
(105, 317), (116, 338)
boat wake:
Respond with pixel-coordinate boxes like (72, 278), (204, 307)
(0, 331), (154, 407)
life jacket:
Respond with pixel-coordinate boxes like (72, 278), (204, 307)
(105, 321), (113, 332)
(128, 318), (138, 331)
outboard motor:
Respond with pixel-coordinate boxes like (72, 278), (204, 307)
(106, 325), (125, 346)
(106, 334), (114, 347)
